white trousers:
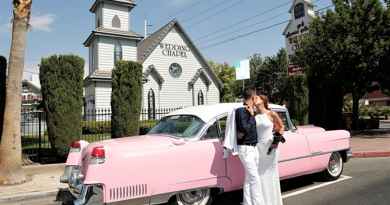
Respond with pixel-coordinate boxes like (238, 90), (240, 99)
(238, 145), (264, 205)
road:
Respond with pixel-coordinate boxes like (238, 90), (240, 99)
(212, 157), (390, 205)
(9, 157), (390, 205)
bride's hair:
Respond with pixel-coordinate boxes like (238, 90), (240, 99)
(259, 95), (269, 110)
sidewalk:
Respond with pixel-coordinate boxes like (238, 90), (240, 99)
(351, 133), (390, 158)
(0, 164), (66, 204)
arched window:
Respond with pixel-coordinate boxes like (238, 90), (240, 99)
(294, 3), (305, 19)
(112, 15), (121, 28)
(114, 41), (122, 66)
(148, 89), (156, 120)
(198, 90), (204, 105)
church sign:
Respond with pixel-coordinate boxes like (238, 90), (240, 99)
(160, 43), (191, 58)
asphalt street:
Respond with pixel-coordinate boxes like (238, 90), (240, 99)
(212, 157), (390, 205)
(7, 157), (390, 205)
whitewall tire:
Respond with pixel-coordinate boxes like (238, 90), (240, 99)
(169, 188), (213, 205)
(321, 152), (344, 181)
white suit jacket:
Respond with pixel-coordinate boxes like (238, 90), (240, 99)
(223, 108), (239, 158)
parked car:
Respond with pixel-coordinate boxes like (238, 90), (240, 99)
(58, 103), (351, 205)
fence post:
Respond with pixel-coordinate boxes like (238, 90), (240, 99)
(38, 112), (42, 162)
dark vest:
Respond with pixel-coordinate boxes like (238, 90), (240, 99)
(235, 107), (258, 145)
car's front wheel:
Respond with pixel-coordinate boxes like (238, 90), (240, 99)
(169, 188), (213, 205)
(321, 152), (344, 181)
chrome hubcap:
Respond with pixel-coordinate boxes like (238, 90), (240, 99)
(178, 189), (209, 205)
(328, 152), (342, 177)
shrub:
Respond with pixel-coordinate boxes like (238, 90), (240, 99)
(81, 121), (111, 135)
(81, 120), (158, 136)
(111, 61), (143, 138)
(40, 55), (84, 157)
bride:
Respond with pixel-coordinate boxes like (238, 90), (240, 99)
(254, 95), (284, 205)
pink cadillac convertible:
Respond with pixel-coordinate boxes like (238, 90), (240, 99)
(58, 103), (351, 205)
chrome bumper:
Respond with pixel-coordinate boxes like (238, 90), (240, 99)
(346, 148), (353, 162)
(57, 185), (91, 205)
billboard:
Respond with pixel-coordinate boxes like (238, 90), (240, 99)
(234, 59), (250, 80)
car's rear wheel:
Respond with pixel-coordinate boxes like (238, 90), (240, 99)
(321, 152), (344, 181)
(169, 188), (213, 205)
(83, 186), (103, 205)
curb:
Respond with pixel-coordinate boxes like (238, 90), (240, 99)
(0, 190), (58, 203)
(352, 151), (390, 158)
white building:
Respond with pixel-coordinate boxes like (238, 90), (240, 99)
(283, 0), (315, 75)
(84, 0), (222, 117)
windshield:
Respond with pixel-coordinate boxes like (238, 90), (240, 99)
(148, 115), (205, 138)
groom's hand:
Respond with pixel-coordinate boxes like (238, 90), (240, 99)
(245, 105), (255, 116)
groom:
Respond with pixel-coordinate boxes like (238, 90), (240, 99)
(236, 88), (262, 205)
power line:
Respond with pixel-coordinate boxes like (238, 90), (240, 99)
(200, 20), (289, 49)
(168, 0), (204, 19)
(200, 4), (334, 50)
(194, 0), (291, 41)
(196, 10), (287, 44)
(187, 0), (244, 27)
(181, 0), (236, 23)
(155, 0), (205, 27)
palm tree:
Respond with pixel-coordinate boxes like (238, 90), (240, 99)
(0, 0), (32, 185)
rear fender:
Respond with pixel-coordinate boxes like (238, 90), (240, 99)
(66, 140), (89, 166)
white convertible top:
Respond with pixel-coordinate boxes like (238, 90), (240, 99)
(166, 103), (287, 123)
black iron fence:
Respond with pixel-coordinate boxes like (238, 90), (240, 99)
(21, 107), (181, 162)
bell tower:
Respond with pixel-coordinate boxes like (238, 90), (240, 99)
(84, 0), (142, 74)
(283, 0), (315, 58)
(91, 0), (135, 31)
(84, 0), (143, 110)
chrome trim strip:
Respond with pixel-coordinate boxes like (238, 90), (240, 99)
(279, 149), (350, 163)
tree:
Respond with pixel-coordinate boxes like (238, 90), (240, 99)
(251, 49), (289, 104)
(378, 5), (390, 95)
(111, 61), (142, 138)
(294, 0), (387, 129)
(284, 76), (309, 125)
(0, 56), (6, 140)
(209, 61), (236, 102)
(0, 0), (32, 185)
(40, 55), (84, 158)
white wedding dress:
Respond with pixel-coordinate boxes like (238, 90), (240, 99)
(255, 113), (283, 205)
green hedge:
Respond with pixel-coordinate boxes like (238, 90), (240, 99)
(360, 106), (390, 119)
(111, 61), (143, 138)
(82, 120), (158, 135)
(40, 55), (84, 157)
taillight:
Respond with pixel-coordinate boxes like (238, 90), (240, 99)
(70, 141), (81, 152)
(90, 146), (105, 164)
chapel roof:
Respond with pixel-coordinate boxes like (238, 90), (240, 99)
(90, 0), (136, 13)
(84, 27), (143, 47)
(137, 19), (223, 90)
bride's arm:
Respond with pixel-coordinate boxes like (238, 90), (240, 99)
(271, 111), (284, 134)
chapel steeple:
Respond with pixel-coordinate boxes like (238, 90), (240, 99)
(90, 0), (136, 31)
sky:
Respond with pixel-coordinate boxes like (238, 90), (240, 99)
(0, 0), (332, 78)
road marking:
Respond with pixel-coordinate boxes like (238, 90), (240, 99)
(282, 175), (352, 199)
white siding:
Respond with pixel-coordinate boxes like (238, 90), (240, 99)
(207, 83), (220, 105)
(97, 37), (137, 70)
(142, 27), (220, 109)
(102, 4), (129, 31)
(85, 84), (96, 111)
(95, 82), (112, 109)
